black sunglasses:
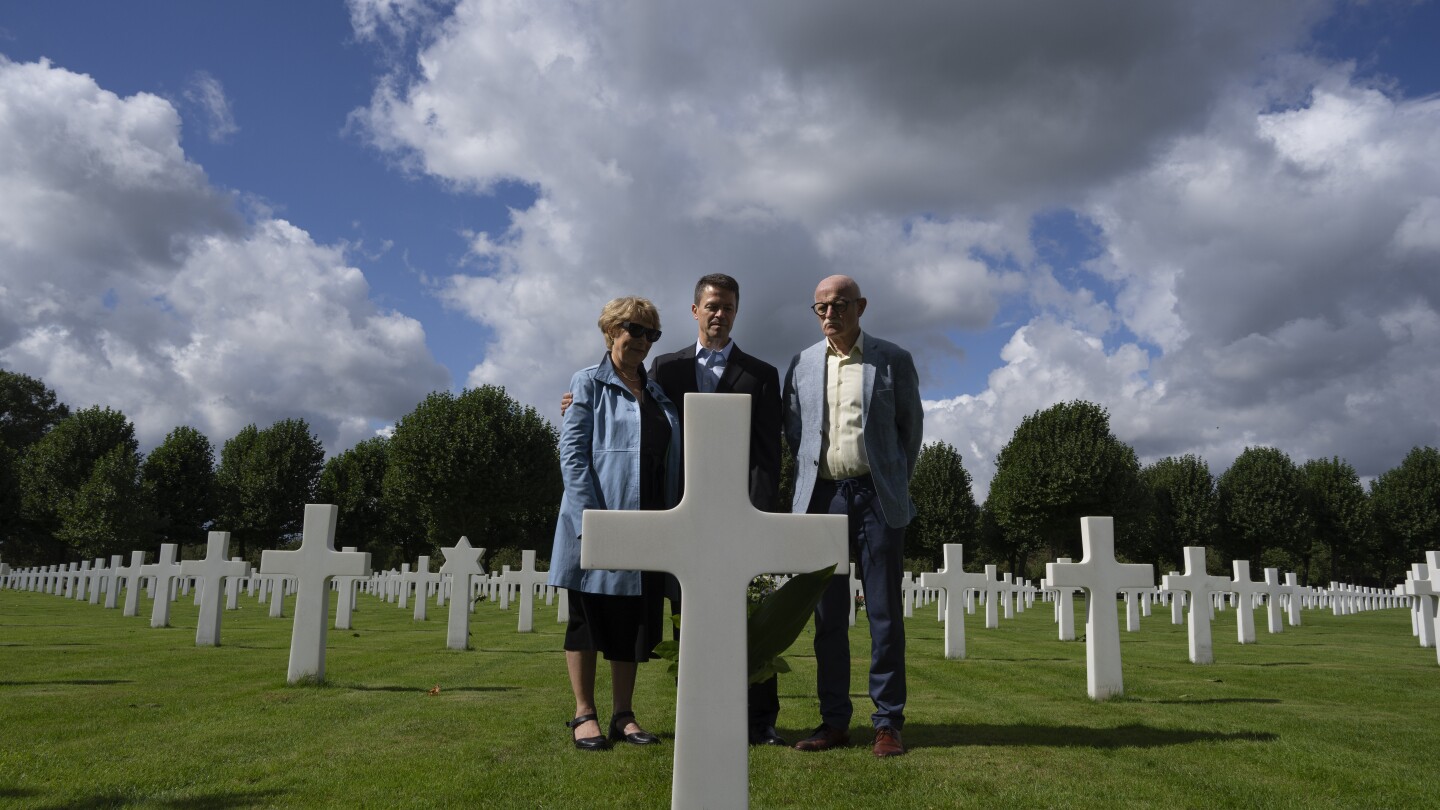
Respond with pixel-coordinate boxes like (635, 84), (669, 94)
(620, 321), (662, 342)
(811, 299), (851, 316)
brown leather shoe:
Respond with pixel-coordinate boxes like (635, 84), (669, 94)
(793, 724), (850, 752)
(872, 727), (905, 757)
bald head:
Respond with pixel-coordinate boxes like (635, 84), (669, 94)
(812, 274), (866, 352)
(815, 275), (861, 301)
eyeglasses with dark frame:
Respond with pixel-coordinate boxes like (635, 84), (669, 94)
(619, 321), (663, 342)
(811, 299), (851, 317)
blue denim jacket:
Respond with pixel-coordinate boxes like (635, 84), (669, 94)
(547, 354), (681, 595)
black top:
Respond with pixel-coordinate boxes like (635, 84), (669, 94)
(638, 388), (672, 511)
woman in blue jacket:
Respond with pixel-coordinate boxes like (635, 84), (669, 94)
(549, 296), (681, 751)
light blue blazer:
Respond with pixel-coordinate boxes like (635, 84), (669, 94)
(548, 355), (682, 595)
(783, 332), (923, 529)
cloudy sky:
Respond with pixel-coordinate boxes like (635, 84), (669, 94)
(1, 0), (1437, 496)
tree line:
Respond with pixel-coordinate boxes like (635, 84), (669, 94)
(3, 369), (1436, 587)
(0, 370), (558, 571)
(906, 400), (1440, 587)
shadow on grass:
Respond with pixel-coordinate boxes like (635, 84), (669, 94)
(904, 722), (1278, 750)
(979, 657), (1078, 663)
(0, 679), (133, 687)
(1143, 698), (1282, 705)
(35, 788), (287, 809)
(341, 684), (518, 693)
(1227, 662), (1312, 667)
(0, 788), (40, 799)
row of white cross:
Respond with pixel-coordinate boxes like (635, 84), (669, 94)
(3, 396), (1435, 810)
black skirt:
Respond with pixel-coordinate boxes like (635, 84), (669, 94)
(564, 572), (667, 662)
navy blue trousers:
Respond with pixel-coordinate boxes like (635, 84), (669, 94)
(809, 475), (907, 730)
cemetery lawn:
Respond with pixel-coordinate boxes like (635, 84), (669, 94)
(2, 591), (1438, 809)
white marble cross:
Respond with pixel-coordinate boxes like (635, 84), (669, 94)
(118, 551), (146, 616)
(404, 556), (441, 621)
(1262, 568), (1287, 634)
(87, 559), (106, 602)
(440, 536), (486, 650)
(510, 549), (548, 633)
(141, 544), (183, 629)
(920, 544), (991, 660)
(1408, 562), (1436, 649)
(260, 504), (373, 684)
(1424, 552), (1440, 666)
(1049, 558), (1078, 641)
(581, 393), (846, 809)
(99, 555), (125, 609)
(1283, 572), (1303, 626)
(981, 565), (1003, 629)
(180, 532), (251, 646)
(1046, 517), (1154, 700)
(1161, 547), (1232, 664)
(396, 563), (412, 609)
(334, 547), (364, 631)
(226, 559), (244, 611)
(1228, 560), (1265, 644)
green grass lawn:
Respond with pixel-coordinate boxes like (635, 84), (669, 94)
(1, 586), (1437, 809)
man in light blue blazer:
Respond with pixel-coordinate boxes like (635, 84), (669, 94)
(783, 275), (923, 758)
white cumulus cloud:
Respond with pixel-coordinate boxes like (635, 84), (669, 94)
(0, 57), (450, 453)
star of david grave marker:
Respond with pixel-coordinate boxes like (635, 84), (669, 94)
(440, 536), (486, 650)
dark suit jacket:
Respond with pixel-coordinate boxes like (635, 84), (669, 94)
(650, 342), (783, 512)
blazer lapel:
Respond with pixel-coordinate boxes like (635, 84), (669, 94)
(862, 333), (875, 427)
(717, 345), (744, 393)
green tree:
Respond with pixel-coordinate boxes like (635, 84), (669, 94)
(987, 400), (1143, 576)
(1369, 446), (1440, 585)
(0, 369), (70, 453)
(17, 406), (143, 562)
(215, 419), (325, 558)
(317, 437), (394, 567)
(142, 426), (217, 549)
(1298, 456), (1373, 584)
(383, 386), (560, 568)
(1216, 446), (1313, 580)
(57, 444), (151, 560)
(0, 442), (23, 561)
(908, 441), (980, 568)
(1137, 455), (1217, 573)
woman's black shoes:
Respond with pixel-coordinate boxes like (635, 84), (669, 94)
(567, 713), (611, 751)
(609, 711), (661, 745)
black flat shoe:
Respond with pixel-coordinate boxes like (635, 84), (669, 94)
(608, 710), (661, 745)
(567, 713), (611, 751)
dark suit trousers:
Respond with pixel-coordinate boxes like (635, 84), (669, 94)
(810, 475), (907, 730)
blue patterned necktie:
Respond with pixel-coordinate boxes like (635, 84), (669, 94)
(698, 350), (724, 393)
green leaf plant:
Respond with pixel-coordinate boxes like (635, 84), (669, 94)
(650, 565), (838, 684)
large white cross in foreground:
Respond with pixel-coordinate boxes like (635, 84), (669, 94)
(581, 394), (846, 809)
(260, 504), (373, 684)
(1046, 517), (1154, 700)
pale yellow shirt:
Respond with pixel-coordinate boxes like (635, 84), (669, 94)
(819, 331), (870, 480)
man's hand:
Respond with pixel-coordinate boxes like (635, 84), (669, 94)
(560, 392), (574, 417)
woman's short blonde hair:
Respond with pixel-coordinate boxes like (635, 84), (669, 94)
(598, 297), (661, 348)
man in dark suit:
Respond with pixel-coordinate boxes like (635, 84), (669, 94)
(650, 273), (787, 746)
